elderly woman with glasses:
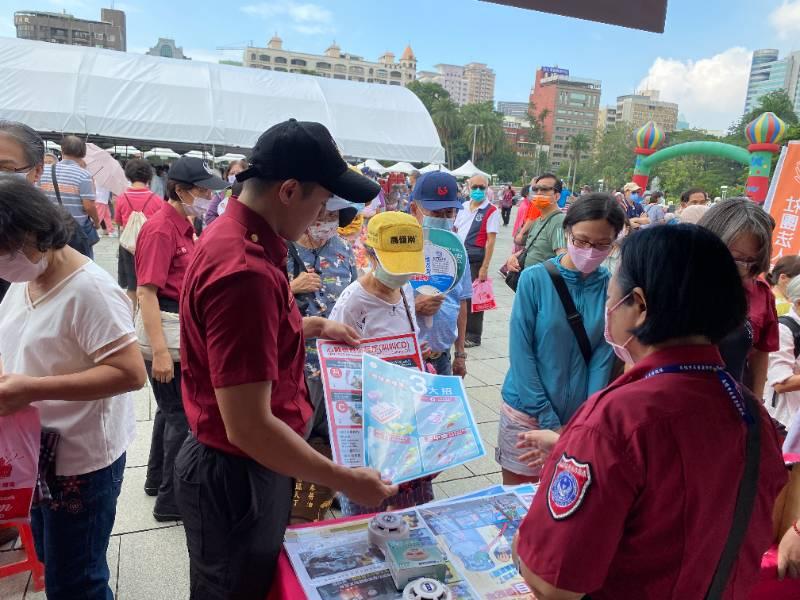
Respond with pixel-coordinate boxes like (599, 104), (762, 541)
(497, 193), (626, 485)
(697, 198), (779, 398)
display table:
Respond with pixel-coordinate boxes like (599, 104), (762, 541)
(268, 525), (800, 600)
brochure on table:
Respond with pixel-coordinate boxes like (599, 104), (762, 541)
(283, 487), (536, 600)
(362, 354), (486, 485)
(318, 334), (424, 468)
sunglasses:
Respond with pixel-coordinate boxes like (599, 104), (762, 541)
(531, 186), (555, 193)
(471, 185), (486, 191)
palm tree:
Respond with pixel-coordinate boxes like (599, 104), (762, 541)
(431, 99), (463, 169)
(567, 133), (591, 192)
(459, 102), (504, 165)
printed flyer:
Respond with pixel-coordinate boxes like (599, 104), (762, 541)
(362, 354), (486, 485)
(283, 487), (533, 600)
(318, 334), (424, 468)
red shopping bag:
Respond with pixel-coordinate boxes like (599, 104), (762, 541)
(0, 407), (41, 524)
(471, 278), (498, 313)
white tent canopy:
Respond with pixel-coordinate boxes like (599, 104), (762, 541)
(217, 153), (247, 162)
(106, 145), (140, 157)
(386, 161), (417, 174)
(419, 163), (450, 174)
(0, 37), (444, 163)
(450, 160), (490, 179)
(144, 147), (180, 159)
(185, 150), (214, 160)
(359, 159), (387, 174)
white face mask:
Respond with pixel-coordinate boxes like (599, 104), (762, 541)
(0, 250), (48, 282)
(307, 221), (339, 243)
(373, 263), (411, 289)
(182, 192), (212, 218)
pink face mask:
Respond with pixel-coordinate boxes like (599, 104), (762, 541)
(567, 240), (611, 274)
(604, 292), (635, 364)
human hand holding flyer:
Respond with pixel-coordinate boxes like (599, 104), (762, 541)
(362, 354), (486, 485)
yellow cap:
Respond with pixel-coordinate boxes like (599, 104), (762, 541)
(366, 212), (425, 275)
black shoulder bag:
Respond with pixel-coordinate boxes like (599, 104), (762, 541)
(286, 241), (315, 316)
(704, 385), (761, 600)
(51, 163), (100, 251)
(505, 211), (559, 292)
(543, 260), (592, 365)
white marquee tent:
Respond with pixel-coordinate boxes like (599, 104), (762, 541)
(385, 161), (417, 174)
(419, 163), (450, 174)
(450, 160), (490, 179)
(0, 37), (445, 163)
(357, 159), (388, 174)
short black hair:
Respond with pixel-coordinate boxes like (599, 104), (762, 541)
(766, 255), (800, 286)
(534, 172), (563, 194)
(124, 158), (153, 184)
(60, 135), (86, 159)
(0, 175), (73, 253)
(649, 191), (664, 204)
(616, 224), (746, 344)
(681, 188), (706, 203)
(563, 192), (626, 235)
(0, 121), (45, 167)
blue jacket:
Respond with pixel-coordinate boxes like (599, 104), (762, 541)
(502, 256), (615, 429)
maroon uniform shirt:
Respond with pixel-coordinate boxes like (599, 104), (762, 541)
(179, 197), (313, 457)
(518, 344), (786, 599)
(135, 202), (194, 301)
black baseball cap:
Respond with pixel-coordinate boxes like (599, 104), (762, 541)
(414, 171), (462, 211)
(237, 119), (380, 203)
(168, 157), (228, 190)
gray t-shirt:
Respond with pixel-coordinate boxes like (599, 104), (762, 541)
(521, 210), (567, 269)
(39, 159), (96, 225)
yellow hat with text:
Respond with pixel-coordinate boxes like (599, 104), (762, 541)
(366, 212), (425, 275)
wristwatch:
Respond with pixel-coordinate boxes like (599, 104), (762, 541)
(454, 351), (468, 360)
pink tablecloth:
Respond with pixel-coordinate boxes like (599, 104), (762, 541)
(267, 526), (800, 599)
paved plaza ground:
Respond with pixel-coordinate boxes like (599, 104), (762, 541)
(0, 208), (521, 599)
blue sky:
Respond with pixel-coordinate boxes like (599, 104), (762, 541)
(2, 0), (800, 130)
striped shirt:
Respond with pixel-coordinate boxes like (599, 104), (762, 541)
(39, 160), (95, 225)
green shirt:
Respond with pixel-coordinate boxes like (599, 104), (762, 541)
(521, 210), (566, 269)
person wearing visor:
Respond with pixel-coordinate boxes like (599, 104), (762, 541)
(136, 157), (228, 523)
(330, 211), (432, 515)
(454, 174), (500, 347)
(175, 119), (396, 598)
(408, 171), (471, 376)
(506, 173), (567, 274)
(287, 195), (359, 439)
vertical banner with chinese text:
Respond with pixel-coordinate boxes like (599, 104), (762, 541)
(766, 142), (800, 266)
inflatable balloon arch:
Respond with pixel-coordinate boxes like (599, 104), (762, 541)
(630, 112), (787, 203)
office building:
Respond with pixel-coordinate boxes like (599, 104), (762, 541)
(597, 106), (617, 134)
(497, 101), (529, 118)
(615, 90), (679, 132)
(14, 8), (125, 51)
(417, 62), (495, 106)
(147, 38), (190, 60)
(744, 49), (800, 114)
(529, 66), (601, 170)
(244, 36), (416, 86)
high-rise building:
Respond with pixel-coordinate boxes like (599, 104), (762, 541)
(529, 67), (601, 170)
(614, 90), (679, 132)
(497, 101), (529, 118)
(244, 36), (416, 86)
(147, 38), (190, 60)
(744, 49), (800, 114)
(14, 8), (126, 51)
(417, 63), (495, 106)
(596, 106), (617, 138)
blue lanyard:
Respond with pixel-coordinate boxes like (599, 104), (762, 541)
(643, 363), (754, 425)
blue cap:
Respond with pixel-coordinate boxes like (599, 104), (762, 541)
(413, 171), (462, 211)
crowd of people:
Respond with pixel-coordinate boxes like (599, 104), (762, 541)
(1, 115), (800, 600)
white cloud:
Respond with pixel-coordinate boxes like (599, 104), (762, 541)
(241, 1), (334, 34)
(637, 47), (751, 131)
(770, 1), (800, 39)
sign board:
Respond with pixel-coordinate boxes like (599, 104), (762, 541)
(765, 142), (800, 266)
(541, 66), (570, 77)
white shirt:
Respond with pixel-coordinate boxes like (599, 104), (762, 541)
(0, 262), (137, 476)
(329, 280), (418, 339)
(95, 184), (111, 205)
(765, 307), (800, 427)
(453, 199), (501, 244)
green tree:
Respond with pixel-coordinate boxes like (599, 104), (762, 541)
(567, 133), (591, 191)
(585, 123), (636, 191)
(430, 99), (464, 169)
(406, 81), (450, 113)
(459, 102), (505, 165)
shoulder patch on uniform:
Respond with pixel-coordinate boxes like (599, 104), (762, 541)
(547, 453), (592, 520)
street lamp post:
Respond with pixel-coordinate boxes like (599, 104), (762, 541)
(468, 123), (484, 163)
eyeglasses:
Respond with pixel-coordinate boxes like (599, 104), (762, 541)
(570, 234), (613, 252)
(531, 186), (555, 193)
(733, 258), (759, 272)
(0, 164), (32, 175)
(470, 185), (486, 191)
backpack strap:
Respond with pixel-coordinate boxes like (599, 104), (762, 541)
(286, 241), (304, 279)
(779, 315), (800, 359)
(543, 260), (592, 365)
(50, 164), (62, 206)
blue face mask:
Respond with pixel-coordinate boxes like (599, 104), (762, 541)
(422, 215), (455, 231)
(470, 188), (486, 202)
(630, 193), (641, 202)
